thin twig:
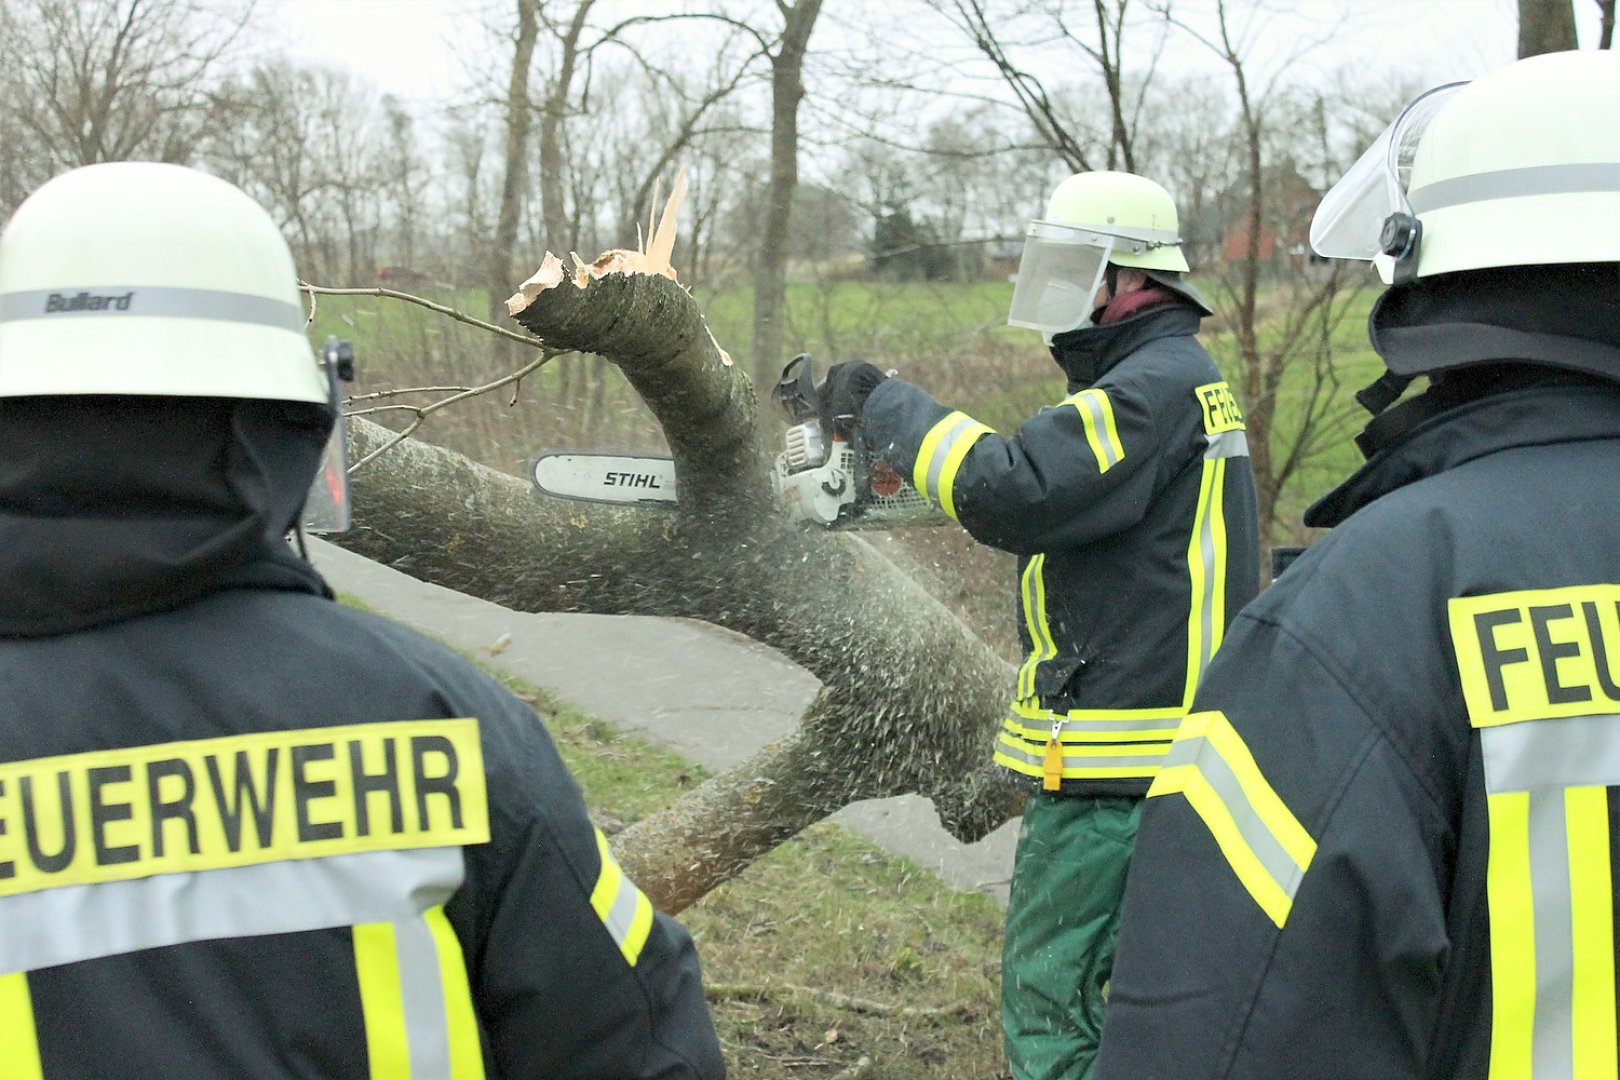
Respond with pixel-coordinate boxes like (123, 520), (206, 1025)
(299, 282), (547, 351)
(345, 404), (443, 419)
(298, 280), (571, 472)
(345, 386), (474, 403)
(346, 351), (558, 473)
(705, 982), (976, 1021)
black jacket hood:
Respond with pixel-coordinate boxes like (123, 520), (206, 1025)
(1369, 263), (1620, 381)
(0, 396), (333, 637)
(1306, 381), (1620, 529)
(1048, 302), (1204, 390)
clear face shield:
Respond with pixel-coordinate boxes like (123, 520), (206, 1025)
(299, 335), (353, 534)
(1308, 82), (1468, 275)
(1007, 222), (1118, 335)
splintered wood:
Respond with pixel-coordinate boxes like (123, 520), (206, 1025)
(505, 167), (732, 367)
(506, 169), (686, 316)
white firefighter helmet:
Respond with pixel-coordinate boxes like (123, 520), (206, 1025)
(0, 162), (350, 531)
(1310, 50), (1620, 284)
(1008, 170), (1206, 335)
(0, 162), (328, 403)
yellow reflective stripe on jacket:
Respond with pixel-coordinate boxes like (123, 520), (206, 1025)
(1016, 556), (1059, 701)
(0, 972), (43, 1080)
(1147, 711), (1315, 928)
(426, 905), (485, 1078)
(1005, 700), (1183, 743)
(994, 732), (1171, 780)
(912, 411), (994, 520)
(1475, 712), (1620, 1078)
(1063, 388), (1124, 473)
(998, 702), (1183, 782)
(354, 904), (486, 1080)
(592, 828), (654, 966)
(1183, 457), (1230, 708)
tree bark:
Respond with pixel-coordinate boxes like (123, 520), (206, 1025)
(1518, 0), (1579, 56)
(537, 1), (593, 253)
(334, 266), (1022, 912)
(751, 0), (823, 390)
(490, 0), (539, 329)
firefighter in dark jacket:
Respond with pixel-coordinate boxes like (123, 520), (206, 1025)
(1097, 49), (1620, 1078)
(0, 162), (725, 1079)
(822, 170), (1260, 1080)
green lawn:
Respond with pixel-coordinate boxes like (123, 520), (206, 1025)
(478, 668), (1007, 1079)
(347, 601), (1009, 1079)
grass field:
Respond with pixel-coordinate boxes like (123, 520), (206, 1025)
(485, 662), (1010, 1078)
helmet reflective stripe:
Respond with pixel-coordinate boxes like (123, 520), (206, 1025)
(0, 287), (306, 332)
(0, 162), (328, 404)
(1408, 163), (1620, 214)
(1315, 52), (1620, 284)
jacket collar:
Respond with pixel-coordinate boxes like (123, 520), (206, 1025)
(1305, 384), (1620, 528)
(1049, 302), (1203, 389)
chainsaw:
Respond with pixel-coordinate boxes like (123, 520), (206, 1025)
(530, 353), (947, 529)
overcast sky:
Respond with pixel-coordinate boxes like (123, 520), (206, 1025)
(270, 0), (1607, 108)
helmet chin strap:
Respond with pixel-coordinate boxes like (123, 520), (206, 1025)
(1355, 369), (1415, 417)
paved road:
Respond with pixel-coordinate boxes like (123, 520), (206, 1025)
(309, 539), (1020, 904)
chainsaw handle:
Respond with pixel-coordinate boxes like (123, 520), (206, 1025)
(772, 353), (822, 424)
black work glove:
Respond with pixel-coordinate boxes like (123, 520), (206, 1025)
(819, 361), (888, 436)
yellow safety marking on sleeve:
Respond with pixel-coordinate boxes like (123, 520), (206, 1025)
(1566, 786), (1618, 1079)
(1194, 381), (1246, 435)
(354, 921), (412, 1080)
(912, 412), (965, 501)
(1192, 711), (1315, 870)
(0, 719), (488, 900)
(424, 904), (487, 1080)
(1160, 763), (1294, 927)
(0, 972), (43, 1080)
(1485, 791), (1535, 1079)
(591, 828), (655, 967)
(1015, 556), (1059, 702)
(1147, 712), (1315, 928)
(936, 419), (994, 521)
(1064, 388), (1124, 473)
(1450, 585), (1620, 728)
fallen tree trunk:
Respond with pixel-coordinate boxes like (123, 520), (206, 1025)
(332, 261), (1024, 912)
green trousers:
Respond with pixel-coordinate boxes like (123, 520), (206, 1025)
(1002, 793), (1143, 1080)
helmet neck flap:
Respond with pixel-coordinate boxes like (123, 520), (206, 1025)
(0, 396), (332, 637)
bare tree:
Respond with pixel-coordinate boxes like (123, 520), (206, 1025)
(922, 0), (1171, 172)
(0, 0), (250, 214)
(490, 0), (541, 331)
(534, 0), (594, 254)
(1154, 1), (1372, 545)
(753, 0), (826, 388)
